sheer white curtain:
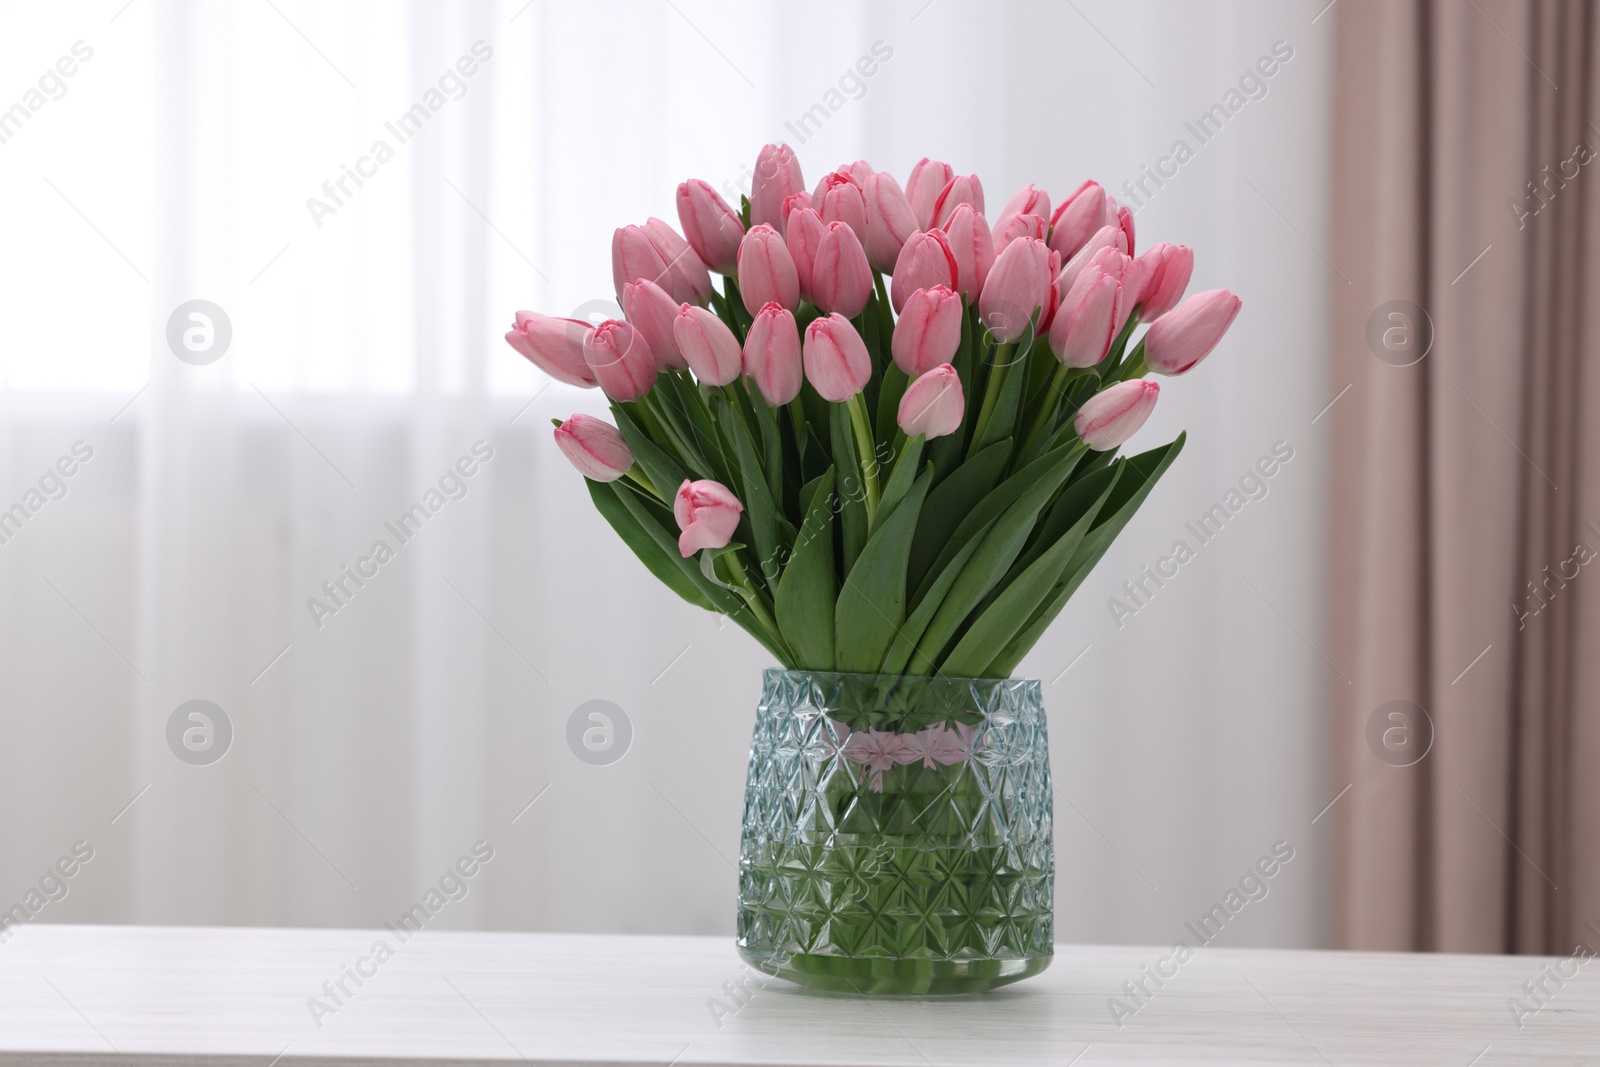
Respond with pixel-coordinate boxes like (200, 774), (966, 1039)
(0, 0), (1332, 948)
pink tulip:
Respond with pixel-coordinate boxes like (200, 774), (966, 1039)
(890, 230), (959, 313)
(751, 143), (805, 230)
(1107, 200), (1135, 257)
(611, 224), (672, 303)
(1055, 224), (1129, 300)
(673, 304), (743, 386)
(583, 319), (657, 401)
(992, 211), (1047, 252)
(1047, 269), (1121, 368)
(621, 279), (686, 371)
(553, 414), (633, 482)
(811, 221), (873, 318)
(979, 236), (1054, 342)
(779, 191), (812, 235)
(802, 313), (871, 402)
(1048, 180), (1106, 261)
(905, 157), (954, 230)
(931, 173), (985, 228)
(1035, 255), (1062, 335)
(1077, 245), (1146, 334)
(898, 364), (965, 439)
(1144, 289), (1242, 375)
(674, 478), (743, 557)
(736, 225), (800, 315)
(938, 203), (994, 301)
(861, 171), (918, 273)
(642, 218), (713, 306)
(845, 158), (875, 183)
(1075, 379), (1159, 451)
(891, 285), (963, 376)
(784, 206), (825, 303)
(994, 183), (1052, 236)
(505, 312), (595, 387)
(675, 179), (744, 275)
(743, 302), (804, 405)
(814, 170), (869, 242)
(1135, 242), (1195, 320)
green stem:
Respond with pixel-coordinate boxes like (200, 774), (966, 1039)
(873, 272), (895, 352)
(1018, 361), (1074, 458)
(624, 466), (662, 500)
(1024, 363), (1100, 460)
(722, 552), (782, 642)
(788, 397), (808, 446)
(846, 392), (880, 524)
(967, 343), (1014, 457)
(1119, 343), (1148, 382)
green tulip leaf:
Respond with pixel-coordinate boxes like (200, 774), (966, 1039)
(907, 437), (1013, 597)
(835, 467), (932, 673)
(775, 466), (837, 670)
(939, 465), (1122, 677)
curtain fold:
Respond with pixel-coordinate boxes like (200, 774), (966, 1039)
(1331, 0), (1600, 954)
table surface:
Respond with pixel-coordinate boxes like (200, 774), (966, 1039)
(0, 924), (1593, 1066)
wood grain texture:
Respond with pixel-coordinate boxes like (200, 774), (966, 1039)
(0, 923), (1593, 1065)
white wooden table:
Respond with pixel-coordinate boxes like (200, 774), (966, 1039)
(0, 924), (1592, 1065)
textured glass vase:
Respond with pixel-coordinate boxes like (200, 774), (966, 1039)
(737, 670), (1054, 995)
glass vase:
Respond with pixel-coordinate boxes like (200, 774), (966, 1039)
(737, 669), (1054, 995)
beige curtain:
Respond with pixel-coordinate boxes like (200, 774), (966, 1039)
(1331, 0), (1600, 953)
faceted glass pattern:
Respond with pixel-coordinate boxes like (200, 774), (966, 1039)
(737, 670), (1054, 994)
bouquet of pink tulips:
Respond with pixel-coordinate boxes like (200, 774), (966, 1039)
(508, 144), (1240, 679)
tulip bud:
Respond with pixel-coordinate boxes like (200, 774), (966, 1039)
(994, 183), (1052, 236)
(803, 313), (872, 402)
(889, 230), (959, 314)
(845, 159), (875, 182)
(814, 169), (869, 242)
(898, 364), (965, 439)
(1079, 245), (1146, 333)
(505, 312), (595, 387)
(553, 414), (633, 482)
(621, 279), (686, 371)
(811, 221), (873, 318)
(1135, 242), (1195, 321)
(938, 203), (995, 300)
(611, 224), (672, 304)
(673, 304), (743, 386)
(779, 191), (812, 236)
(931, 173), (985, 228)
(992, 212), (1047, 253)
(784, 206), (825, 303)
(1055, 224), (1129, 301)
(861, 171), (918, 273)
(674, 478), (744, 557)
(583, 319), (657, 401)
(675, 179), (744, 275)
(1035, 251), (1062, 334)
(642, 218), (713, 306)
(891, 285), (963, 376)
(1075, 379), (1159, 451)
(751, 143), (805, 230)
(1144, 289), (1241, 375)
(906, 157), (955, 230)
(737, 224), (800, 315)
(1047, 270), (1120, 368)
(1048, 180), (1106, 261)
(1107, 200), (1135, 257)
(743, 302), (803, 405)
(979, 236), (1054, 342)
